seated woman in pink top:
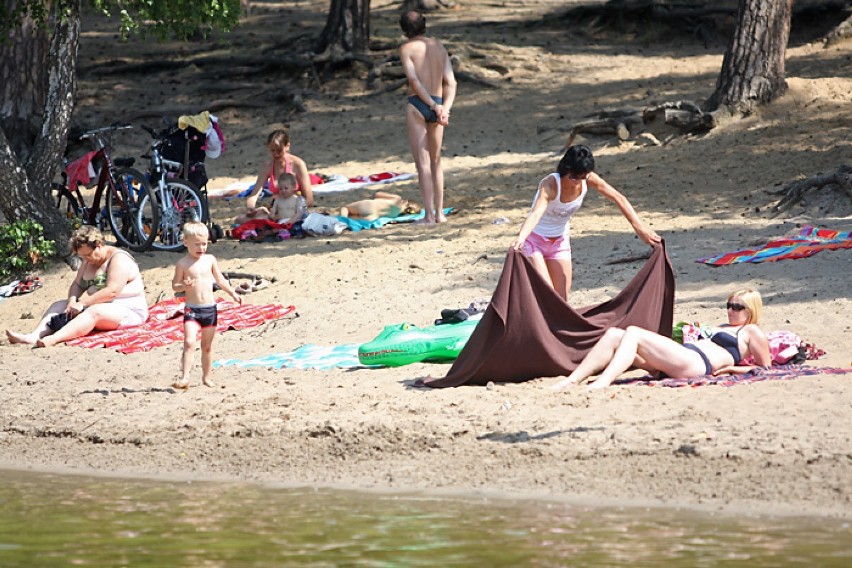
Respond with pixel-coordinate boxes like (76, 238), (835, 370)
(510, 145), (661, 302)
(235, 129), (314, 225)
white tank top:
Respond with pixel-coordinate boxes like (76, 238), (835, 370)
(531, 173), (587, 238)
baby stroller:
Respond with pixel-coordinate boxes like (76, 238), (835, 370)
(157, 111), (225, 242)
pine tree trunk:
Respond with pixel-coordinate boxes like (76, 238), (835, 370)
(0, 0), (81, 253)
(315, 0), (371, 56)
(705, 0), (792, 115)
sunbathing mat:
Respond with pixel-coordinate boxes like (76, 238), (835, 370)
(697, 225), (852, 265)
(208, 171), (415, 199)
(65, 297), (296, 354)
(617, 364), (852, 388)
(336, 207), (455, 233)
(214, 344), (377, 370)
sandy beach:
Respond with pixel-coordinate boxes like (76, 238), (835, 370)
(1, 0), (851, 518)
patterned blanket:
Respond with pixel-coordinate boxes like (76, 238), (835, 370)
(697, 226), (852, 265)
(214, 343), (376, 370)
(617, 364), (852, 388)
(65, 297), (296, 354)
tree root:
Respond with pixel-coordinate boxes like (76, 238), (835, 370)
(566, 100), (714, 146)
(768, 165), (852, 217)
(822, 11), (852, 46)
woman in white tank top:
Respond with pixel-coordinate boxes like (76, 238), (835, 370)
(510, 145), (661, 301)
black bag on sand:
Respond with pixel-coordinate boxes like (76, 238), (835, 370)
(47, 308), (85, 332)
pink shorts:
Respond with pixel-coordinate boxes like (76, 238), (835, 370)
(521, 232), (572, 261)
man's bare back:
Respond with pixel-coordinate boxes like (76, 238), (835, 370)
(401, 37), (450, 99)
(399, 10), (457, 224)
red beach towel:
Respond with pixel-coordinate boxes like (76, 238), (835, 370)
(65, 297), (295, 353)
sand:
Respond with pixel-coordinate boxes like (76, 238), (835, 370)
(1, 0), (851, 518)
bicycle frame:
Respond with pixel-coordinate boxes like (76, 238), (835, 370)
(56, 124), (158, 252)
(70, 127), (133, 226)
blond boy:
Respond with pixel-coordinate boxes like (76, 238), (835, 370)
(171, 222), (242, 389)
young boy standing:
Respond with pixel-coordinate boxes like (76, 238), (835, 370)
(171, 222), (242, 389)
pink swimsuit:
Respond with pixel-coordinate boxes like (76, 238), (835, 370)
(267, 154), (299, 195)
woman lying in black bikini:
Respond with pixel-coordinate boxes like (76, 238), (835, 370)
(552, 289), (772, 390)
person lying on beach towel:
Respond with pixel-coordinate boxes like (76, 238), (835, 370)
(338, 192), (420, 221)
(335, 207), (454, 233)
(551, 288), (772, 390)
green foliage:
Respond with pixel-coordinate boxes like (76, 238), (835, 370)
(0, 220), (56, 281)
(2, 0), (240, 42)
(0, 1), (48, 37)
(91, 0), (241, 40)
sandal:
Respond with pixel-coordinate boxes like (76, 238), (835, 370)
(10, 276), (42, 296)
(251, 277), (270, 292)
(235, 282), (253, 295)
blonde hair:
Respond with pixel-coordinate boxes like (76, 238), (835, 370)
(728, 288), (762, 324)
(182, 221), (209, 242)
(69, 225), (105, 253)
(402, 201), (421, 215)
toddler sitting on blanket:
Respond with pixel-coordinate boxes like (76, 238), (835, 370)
(234, 172), (307, 226)
(338, 191), (420, 221)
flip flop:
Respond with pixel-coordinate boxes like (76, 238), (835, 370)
(11, 276), (42, 296)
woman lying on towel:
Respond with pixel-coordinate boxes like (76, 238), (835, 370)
(5, 226), (148, 348)
(552, 289), (771, 390)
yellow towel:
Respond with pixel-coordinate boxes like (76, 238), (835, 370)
(178, 111), (211, 132)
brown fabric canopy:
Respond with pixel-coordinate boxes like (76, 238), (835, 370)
(424, 242), (675, 387)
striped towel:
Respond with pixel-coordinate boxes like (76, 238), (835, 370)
(214, 343), (379, 370)
(617, 364), (852, 388)
(65, 297), (296, 353)
(697, 226), (852, 265)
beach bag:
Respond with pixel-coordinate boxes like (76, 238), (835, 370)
(742, 330), (806, 365)
(302, 213), (346, 236)
(161, 125), (209, 188)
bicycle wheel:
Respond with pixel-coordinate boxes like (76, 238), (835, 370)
(144, 179), (207, 251)
(106, 167), (159, 252)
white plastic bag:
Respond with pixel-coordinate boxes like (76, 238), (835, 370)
(302, 212), (346, 236)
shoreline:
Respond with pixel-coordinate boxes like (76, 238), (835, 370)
(2, 452), (850, 521)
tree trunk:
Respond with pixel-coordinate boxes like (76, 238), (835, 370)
(0, 0), (80, 253)
(705, 0), (792, 115)
(314, 0), (371, 56)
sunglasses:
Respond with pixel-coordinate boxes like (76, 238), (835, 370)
(726, 302), (747, 312)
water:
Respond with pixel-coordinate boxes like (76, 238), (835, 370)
(0, 469), (849, 567)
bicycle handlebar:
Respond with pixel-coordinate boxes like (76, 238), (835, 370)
(78, 123), (133, 141)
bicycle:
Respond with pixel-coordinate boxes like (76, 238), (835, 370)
(140, 125), (209, 251)
(53, 124), (159, 252)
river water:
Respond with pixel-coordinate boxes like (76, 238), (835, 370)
(0, 469), (849, 566)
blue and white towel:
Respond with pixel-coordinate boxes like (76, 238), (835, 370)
(214, 343), (378, 370)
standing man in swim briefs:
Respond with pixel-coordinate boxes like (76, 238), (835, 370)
(399, 10), (457, 225)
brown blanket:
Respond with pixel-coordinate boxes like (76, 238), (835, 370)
(424, 243), (675, 387)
